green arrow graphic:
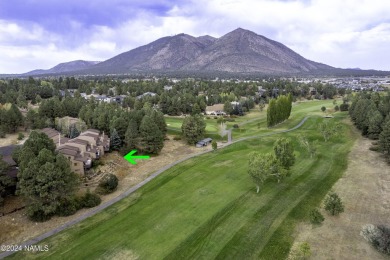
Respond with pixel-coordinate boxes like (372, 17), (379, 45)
(123, 150), (150, 165)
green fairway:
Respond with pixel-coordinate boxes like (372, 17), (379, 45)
(8, 101), (356, 259)
(166, 100), (336, 140)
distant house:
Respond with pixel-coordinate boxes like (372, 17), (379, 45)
(196, 138), (213, 148)
(163, 85), (173, 91)
(136, 92), (157, 100)
(231, 101), (240, 107)
(205, 104), (226, 115)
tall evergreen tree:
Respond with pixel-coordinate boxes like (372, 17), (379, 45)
(181, 115), (206, 145)
(110, 128), (122, 151)
(124, 119), (140, 150)
(139, 115), (164, 154)
(17, 134), (79, 221)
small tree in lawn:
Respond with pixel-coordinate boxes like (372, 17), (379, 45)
(321, 106), (326, 113)
(248, 152), (270, 193)
(274, 138), (295, 170)
(324, 192), (344, 216)
(110, 128), (122, 151)
(212, 140), (217, 151)
(259, 99), (265, 112)
(297, 134), (317, 158)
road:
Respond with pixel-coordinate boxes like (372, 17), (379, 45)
(0, 117), (309, 259)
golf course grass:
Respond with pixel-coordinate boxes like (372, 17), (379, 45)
(8, 100), (356, 259)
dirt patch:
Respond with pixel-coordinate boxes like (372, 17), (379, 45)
(0, 131), (30, 146)
(0, 136), (209, 245)
(291, 137), (390, 259)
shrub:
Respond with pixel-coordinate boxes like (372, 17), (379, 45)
(369, 146), (380, 152)
(92, 159), (104, 168)
(80, 191), (101, 208)
(0, 129), (5, 138)
(334, 105), (339, 112)
(324, 192), (344, 216)
(173, 136), (182, 141)
(361, 224), (390, 255)
(309, 208), (324, 224)
(27, 208), (53, 222)
(56, 197), (79, 216)
(217, 117), (226, 124)
(212, 140), (217, 151)
(213, 116), (218, 119)
(340, 103), (349, 111)
(233, 124), (239, 129)
(17, 133), (25, 140)
(288, 242), (311, 260)
(96, 174), (118, 194)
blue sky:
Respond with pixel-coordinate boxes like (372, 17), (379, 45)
(1, 0), (390, 73)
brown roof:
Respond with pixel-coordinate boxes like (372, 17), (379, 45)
(85, 129), (100, 134)
(58, 149), (78, 157)
(58, 145), (80, 152)
(69, 139), (89, 145)
(2, 155), (16, 167)
(80, 133), (99, 140)
(206, 104), (224, 112)
(74, 156), (89, 162)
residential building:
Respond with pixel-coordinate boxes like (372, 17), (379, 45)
(40, 128), (110, 175)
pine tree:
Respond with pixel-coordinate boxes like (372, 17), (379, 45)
(181, 115), (206, 145)
(17, 135), (79, 221)
(124, 119), (140, 150)
(139, 115), (164, 154)
(379, 119), (390, 158)
(110, 128), (122, 151)
(192, 103), (201, 115)
(69, 125), (80, 139)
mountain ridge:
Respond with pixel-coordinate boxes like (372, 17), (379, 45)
(9, 28), (389, 77)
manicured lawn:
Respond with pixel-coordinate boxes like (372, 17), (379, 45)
(167, 99), (335, 140)
(8, 102), (355, 259)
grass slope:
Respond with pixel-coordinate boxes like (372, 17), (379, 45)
(8, 102), (355, 260)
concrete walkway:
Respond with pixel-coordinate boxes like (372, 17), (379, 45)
(0, 117), (309, 259)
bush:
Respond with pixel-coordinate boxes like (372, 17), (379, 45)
(233, 124), (239, 129)
(80, 191), (101, 208)
(96, 174), (118, 194)
(217, 117), (226, 124)
(92, 159), (104, 168)
(212, 140), (217, 151)
(17, 133), (25, 140)
(0, 129), (5, 138)
(361, 224), (390, 255)
(173, 136), (182, 141)
(27, 208), (53, 222)
(309, 208), (324, 224)
(56, 197), (79, 216)
(324, 192), (344, 216)
(369, 146), (380, 152)
(213, 116), (218, 119)
(206, 116), (211, 119)
(340, 103), (349, 111)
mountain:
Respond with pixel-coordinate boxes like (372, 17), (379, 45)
(16, 28), (388, 77)
(23, 60), (101, 76)
(90, 33), (215, 74)
(183, 28), (332, 73)
(85, 28), (332, 75)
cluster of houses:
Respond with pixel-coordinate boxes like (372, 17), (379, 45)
(40, 128), (110, 175)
